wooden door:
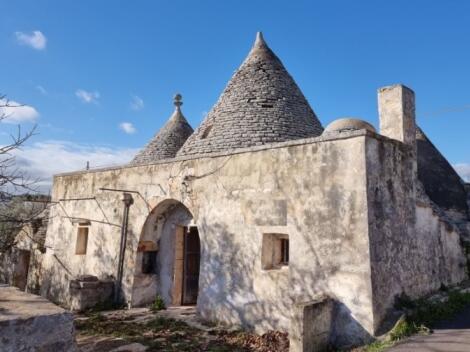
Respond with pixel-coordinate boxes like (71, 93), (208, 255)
(182, 227), (200, 305)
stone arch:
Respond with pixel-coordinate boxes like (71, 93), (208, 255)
(131, 199), (200, 307)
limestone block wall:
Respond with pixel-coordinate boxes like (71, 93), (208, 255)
(0, 250), (18, 287)
(15, 224), (46, 294)
(0, 224), (45, 294)
(41, 131), (374, 345)
(413, 202), (467, 288)
(366, 136), (467, 332)
(0, 285), (78, 352)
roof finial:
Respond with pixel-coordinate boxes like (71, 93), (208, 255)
(254, 31), (267, 48)
(174, 93), (183, 109)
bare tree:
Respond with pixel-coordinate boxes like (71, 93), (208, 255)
(0, 94), (46, 252)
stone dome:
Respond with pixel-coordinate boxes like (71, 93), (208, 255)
(323, 118), (376, 134)
(177, 32), (323, 156)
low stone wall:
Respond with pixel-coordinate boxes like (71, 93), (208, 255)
(26, 250), (45, 294)
(289, 296), (334, 352)
(0, 247), (43, 293)
(0, 284), (77, 352)
(0, 249), (16, 285)
(69, 275), (114, 311)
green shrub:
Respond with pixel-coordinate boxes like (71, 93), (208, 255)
(150, 295), (166, 311)
(364, 290), (470, 351)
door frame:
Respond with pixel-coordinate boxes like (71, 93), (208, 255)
(171, 225), (200, 306)
(181, 226), (200, 305)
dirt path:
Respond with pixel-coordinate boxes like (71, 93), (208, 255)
(74, 307), (288, 352)
(387, 305), (470, 352)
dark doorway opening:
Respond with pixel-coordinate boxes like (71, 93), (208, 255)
(182, 226), (200, 305)
(13, 249), (31, 291)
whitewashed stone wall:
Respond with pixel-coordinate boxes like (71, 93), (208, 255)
(366, 136), (467, 333)
(41, 131), (373, 345)
(40, 129), (468, 347)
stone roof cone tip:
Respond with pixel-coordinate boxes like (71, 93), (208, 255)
(130, 94), (194, 165)
(246, 31), (277, 61)
(254, 31), (266, 47)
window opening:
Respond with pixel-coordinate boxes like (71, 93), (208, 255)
(142, 251), (157, 274)
(75, 225), (89, 255)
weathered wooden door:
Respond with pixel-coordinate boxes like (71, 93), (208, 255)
(182, 226), (200, 305)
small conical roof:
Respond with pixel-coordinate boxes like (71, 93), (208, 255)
(130, 94), (194, 165)
(177, 32), (323, 156)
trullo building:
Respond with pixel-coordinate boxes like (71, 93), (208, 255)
(38, 33), (470, 350)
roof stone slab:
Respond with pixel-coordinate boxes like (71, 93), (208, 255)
(177, 32), (323, 156)
(130, 94), (194, 165)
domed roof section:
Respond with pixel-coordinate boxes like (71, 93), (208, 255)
(323, 118), (376, 134)
(130, 94), (194, 165)
(177, 32), (323, 156)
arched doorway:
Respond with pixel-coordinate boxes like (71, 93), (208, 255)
(132, 200), (200, 307)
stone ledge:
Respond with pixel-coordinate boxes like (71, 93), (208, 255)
(0, 284), (77, 352)
(0, 284), (68, 321)
(53, 129), (407, 178)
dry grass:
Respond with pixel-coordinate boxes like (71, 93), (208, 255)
(75, 311), (288, 352)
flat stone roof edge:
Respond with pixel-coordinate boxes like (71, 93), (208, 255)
(54, 129), (397, 178)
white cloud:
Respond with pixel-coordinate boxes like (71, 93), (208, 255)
(119, 122), (136, 134)
(11, 140), (138, 192)
(0, 99), (39, 124)
(36, 85), (47, 95)
(454, 163), (470, 182)
(76, 89), (100, 104)
(15, 30), (47, 50)
(130, 95), (144, 111)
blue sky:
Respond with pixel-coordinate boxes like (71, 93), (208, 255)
(1, 0), (470, 189)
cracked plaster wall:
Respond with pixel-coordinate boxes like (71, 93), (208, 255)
(39, 130), (469, 348)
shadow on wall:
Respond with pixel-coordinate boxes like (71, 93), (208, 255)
(293, 208), (376, 348)
(91, 233), (121, 287)
(40, 255), (73, 306)
(174, 144), (378, 348)
(41, 226), (121, 307)
(332, 302), (374, 348)
(196, 217), (374, 349)
(285, 153), (375, 347)
(197, 218), (288, 331)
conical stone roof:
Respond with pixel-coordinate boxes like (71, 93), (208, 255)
(416, 127), (468, 213)
(177, 32), (323, 156)
(130, 94), (194, 165)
